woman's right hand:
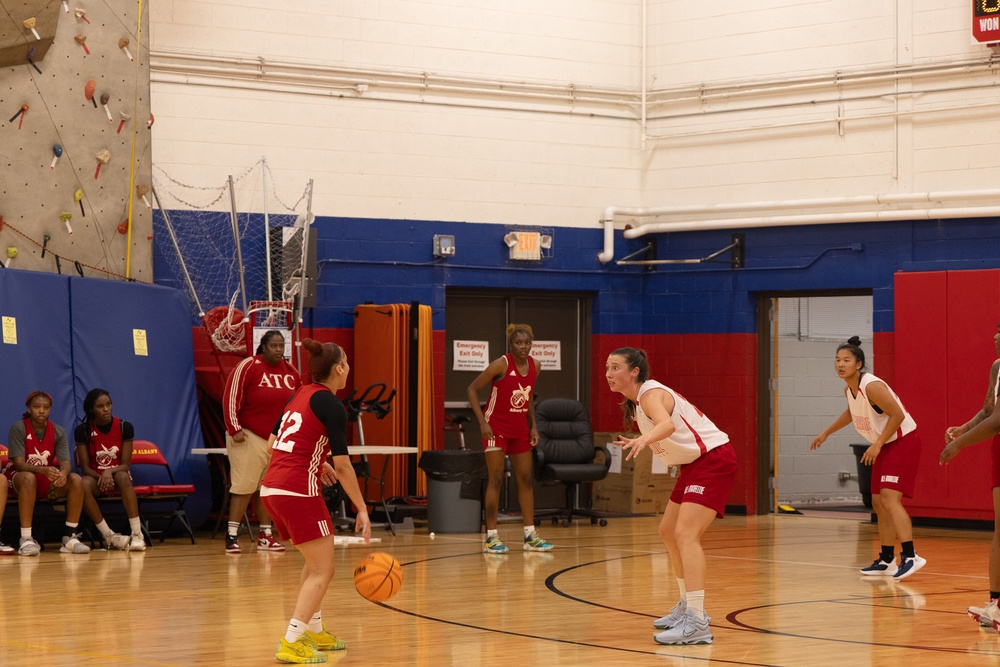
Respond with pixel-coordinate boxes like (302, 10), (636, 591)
(809, 434), (826, 450)
(479, 422), (493, 441)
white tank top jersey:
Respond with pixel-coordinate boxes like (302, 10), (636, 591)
(845, 372), (917, 445)
(634, 380), (729, 466)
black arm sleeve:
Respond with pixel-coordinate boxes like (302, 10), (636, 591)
(309, 391), (349, 457)
(121, 420), (135, 441)
(73, 423), (87, 445)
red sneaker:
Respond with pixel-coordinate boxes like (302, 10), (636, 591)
(257, 531), (285, 552)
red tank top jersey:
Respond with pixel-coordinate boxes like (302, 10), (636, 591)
(223, 355), (301, 438)
(22, 418), (59, 467)
(85, 417), (124, 472)
(261, 384), (334, 497)
(483, 354), (537, 439)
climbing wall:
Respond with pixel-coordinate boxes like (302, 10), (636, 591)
(0, 0), (152, 281)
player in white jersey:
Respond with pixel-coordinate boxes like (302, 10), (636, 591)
(941, 322), (1000, 630)
(606, 347), (737, 646)
(812, 336), (925, 580)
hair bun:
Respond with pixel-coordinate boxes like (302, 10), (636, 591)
(301, 338), (322, 354)
(848, 335), (862, 347)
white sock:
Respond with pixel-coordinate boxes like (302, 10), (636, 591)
(686, 590), (706, 619)
(260, 524), (273, 536)
(284, 619), (306, 643)
(677, 577), (687, 601)
(95, 520), (113, 537)
(227, 521), (239, 537)
(523, 525), (535, 538)
(129, 516), (142, 537)
(487, 529), (499, 538)
(20, 527), (32, 540)
(307, 612), (323, 633)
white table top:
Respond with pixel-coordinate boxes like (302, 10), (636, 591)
(191, 446), (418, 456)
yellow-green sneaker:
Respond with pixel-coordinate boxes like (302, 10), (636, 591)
(275, 636), (328, 664)
(304, 626), (347, 651)
(523, 531), (553, 552)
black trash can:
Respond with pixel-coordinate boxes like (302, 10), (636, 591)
(850, 444), (873, 509)
(419, 450), (488, 533)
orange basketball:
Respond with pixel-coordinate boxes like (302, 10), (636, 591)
(353, 551), (402, 602)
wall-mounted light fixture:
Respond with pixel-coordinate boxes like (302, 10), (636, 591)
(539, 234), (552, 250)
(503, 232), (519, 248)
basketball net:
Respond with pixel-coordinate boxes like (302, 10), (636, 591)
(209, 292), (247, 353)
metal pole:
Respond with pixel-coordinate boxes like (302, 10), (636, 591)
(296, 179), (313, 324)
(262, 157), (272, 301)
(151, 184), (203, 316)
(228, 174), (248, 314)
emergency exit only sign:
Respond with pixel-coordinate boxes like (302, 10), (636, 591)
(973, 1), (1000, 43)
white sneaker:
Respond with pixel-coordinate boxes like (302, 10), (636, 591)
(129, 534), (147, 551)
(18, 536), (40, 557)
(0, 541), (15, 555)
(60, 533), (91, 554)
(968, 599), (1000, 631)
(104, 532), (130, 551)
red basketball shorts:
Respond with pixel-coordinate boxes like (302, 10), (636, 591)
(262, 493), (333, 545)
(870, 432), (920, 498)
(482, 435), (532, 456)
(991, 435), (1000, 489)
(669, 442), (738, 519)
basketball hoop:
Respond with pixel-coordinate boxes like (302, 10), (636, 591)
(248, 300), (294, 329)
(247, 300), (295, 356)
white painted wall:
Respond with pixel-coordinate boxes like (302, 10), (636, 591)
(148, 1), (1000, 232)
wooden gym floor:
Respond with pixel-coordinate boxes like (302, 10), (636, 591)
(2, 511), (999, 666)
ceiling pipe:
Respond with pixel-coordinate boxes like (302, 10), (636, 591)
(598, 189), (1000, 263)
(622, 206), (1000, 237)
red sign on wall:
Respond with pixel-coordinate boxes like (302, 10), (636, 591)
(973, 1), (1000, 43)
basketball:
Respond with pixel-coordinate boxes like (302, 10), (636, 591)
(353, 551), (402, 602)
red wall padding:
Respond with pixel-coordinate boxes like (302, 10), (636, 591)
(896, 269), (1000, 520)
(591, 333), (757, 515)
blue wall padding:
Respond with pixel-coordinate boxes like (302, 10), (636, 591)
(0, 269), (210, 530)
(69, 277), (211, 527)
(0, 270), (75, 435)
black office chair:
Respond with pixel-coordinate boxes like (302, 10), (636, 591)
(533, 398), (611, 527)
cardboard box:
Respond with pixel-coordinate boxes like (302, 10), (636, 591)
(591, 432), (676, 514)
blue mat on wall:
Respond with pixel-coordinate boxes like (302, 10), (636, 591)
(0, 269), (210, 531)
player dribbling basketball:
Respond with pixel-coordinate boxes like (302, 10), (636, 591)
(261, 339), (371, 664)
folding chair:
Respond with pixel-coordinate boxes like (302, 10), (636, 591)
(130, 440), (197, 544)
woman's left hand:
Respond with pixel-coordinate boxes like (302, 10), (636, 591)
(861, 443), (883, 465)
(355, 510), (372, 544)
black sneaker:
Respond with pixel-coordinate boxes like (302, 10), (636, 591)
(225, 533), (241, 554)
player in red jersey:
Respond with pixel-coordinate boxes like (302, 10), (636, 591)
(5, 391), (91, 556)
(222, 330), (301, 554)
(607, 347), (737, 646)
(467, 323), (553, 554)
(261, 338), (370, 664)
(74, 388), (145, 551)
